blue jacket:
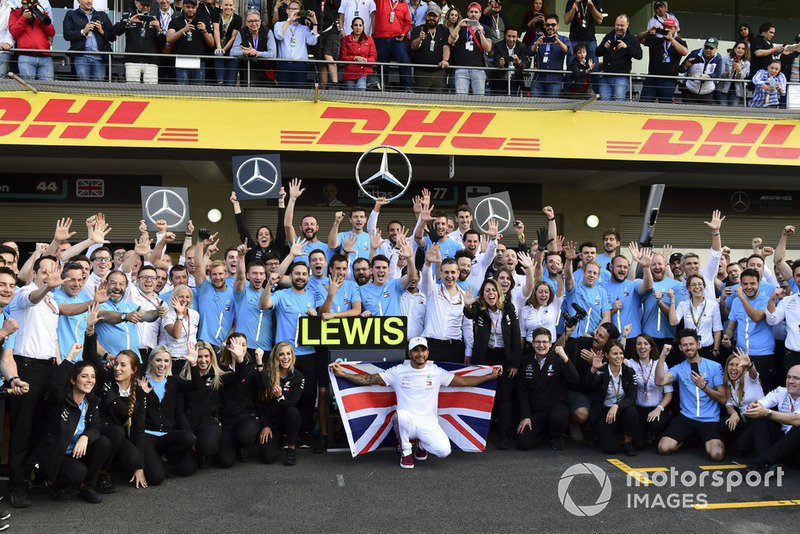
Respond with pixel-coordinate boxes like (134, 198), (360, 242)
(63, 8), (114, 52)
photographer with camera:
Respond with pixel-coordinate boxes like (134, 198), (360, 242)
(112, 0), (166, 84)
(63, 0), (115, 81)
(273, 1), (318, 88)
(637, 17), (687, 103)
(166, 0), (214, 84)
(528, 13), (570, 98)
(596, 13), (641, 101)
(9, 0), (55, 80)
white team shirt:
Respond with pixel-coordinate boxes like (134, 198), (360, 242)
(13, 283), (60, 359)
(766, 293), (800, 351)
(758, 387), (800, 434)
(380, 360), (453, 418)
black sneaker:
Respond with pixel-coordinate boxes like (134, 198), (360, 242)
(284, 449), (297, 466)
(0, 496), (10, 520)
(623, 442), (637, 457)
(96, 473), (116, 494)
(551, 437), (565, 451)
(198, 455), (213, 469)
(498, 434), (511, 450)
(44, 481), (71, 501)
(333, 429), (347, 446)
(237, 447), (251, 463)
(77, 485), (102, 504)
(297, 431), (311, 449)
(9, 488), (30, 509)
(313, 435), (328, 454)
(0, 518), (8, 531)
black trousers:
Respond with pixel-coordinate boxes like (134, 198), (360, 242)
(593, 404), (639, 454)
(516, 404), (569, 450)
(217, 415), (259, 468)
(719, 413), (755, 452)
(632, 405), (671, 449)
(751, 417), (800, 466)
(55, 435), (111, 489)
(9, 356), (55, 490)
(260, 406), (302, 464)
(750, 354), (775, 393)
(194, 419), (222, 458)
(294, 351), (319, 434)
(101, 425), (141, 472)
(142, 430), (196, 486)
(427, 338), (465, 364)
(485, 347), (515, 436)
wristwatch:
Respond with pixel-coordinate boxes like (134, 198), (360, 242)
(121, 313), (127, 321)
(767, 409), (773, 418)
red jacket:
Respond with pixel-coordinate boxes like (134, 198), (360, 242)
(373, 0), (411, 39)
(10, 8), (55, 55)
(340, 34), (377, 80)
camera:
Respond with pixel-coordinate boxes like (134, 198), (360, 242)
(298, 9), (310, 17)
(21, 0), (51, 26)
(655, 27), (669, 35)
(562, 303), (588, 329)
(198, 228), (211, 241)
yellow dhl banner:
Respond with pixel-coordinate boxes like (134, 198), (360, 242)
(2, 91), (800, 165)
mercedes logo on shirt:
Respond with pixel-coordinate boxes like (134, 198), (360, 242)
(355, 145), (412, 202)
(730, 191), (750, 213)
(235, 157), (279, 198)
(144, 189), (188, 229)
(474, 196), (512, 233)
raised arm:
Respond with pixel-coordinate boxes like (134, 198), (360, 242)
(654, 344), (675, 386)
(328, 211), (345, 249)
(233, 239), (250, 294)
(329, 361), (386, 386)
(283, 178), (303, 243)
(563, 240), (577, 291)
(774, 225), (794, 282)
(449, 366), (501, 387)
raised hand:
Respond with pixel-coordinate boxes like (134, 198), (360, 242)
(185, 342), (198, 365)
(342, 233), (357, 255)
(536, 226), (552, 251)
(288, 177), (304, 200)
(628, 241), (642, 262)
(237, 238), (251, 258)
(396, 233), (413, 259)
(334, 211), (345, 224)
(370, 229), (383, 250)
(425, 243), (442, 264)
(703, 210), (725, 233)
(54, 217), (76, 243)
(483, 217), (499, 239)
(516, 251), (533, 270)
(563, 240), (578, 261)
(170, 296), (186, 316)
(134, 235), (152, 256)
(639, 247), (653, 268)
(289, 237), (308, 257)
(155, 219), (167, 234)
(542, 205), (554, 219)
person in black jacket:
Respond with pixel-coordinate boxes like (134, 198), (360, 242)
(36, 343), (111, 504)
(111, 0), (167, 83)
(214, 332), (260, 467)
(177, 340), (229, 468)
(585, 339), (639, 455)
(596, 14), (642, 101)
(464, 277), (521, 450)
(517, 327), (578, 450)
(63, 0), (115, 81)
(256, 341), (304, 466)
(230, 190), (288, 263)
(138, 344), (201, 485)
(490, 26), (528, 95)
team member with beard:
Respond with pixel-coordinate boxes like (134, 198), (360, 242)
(410, 4), (450, 92)
(640, 252), (685, 366)
(605, 246), (653, 356)
(260, 263), (319, 447)
(195, 235), (236, 348)
(96, 271), (161, 363)
(233, 242), (273, 354)
(230, 190), (287, 265)
(352, 258), (371, 287)
(360, 234), (416, 317)
(284, 178), (331, 265)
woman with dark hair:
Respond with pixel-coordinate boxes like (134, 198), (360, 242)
(464, 277), (522, 450)
(178, 340), (229, 468)
(215, 332), (261, 466)
(666, 275), (722, 361)
(230, 189), (287, 263)
(256, 342), (304, 465)
(586, 340), (639, 456)
(626, 334), (673, 449)
(340, 17), (376, 91)
(738, 23), (752, 47)
(36, 343), (111, 503)
(139, 344), (201, 485)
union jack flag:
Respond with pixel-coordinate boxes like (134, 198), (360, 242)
(76, 179), (105, 198)
(329, 361), (498, 458)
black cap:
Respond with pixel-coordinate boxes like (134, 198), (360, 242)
(669, 252), (682, 263)
(599, 322), (620, 340)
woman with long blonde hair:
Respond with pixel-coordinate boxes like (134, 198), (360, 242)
(256, 342), (304, 466)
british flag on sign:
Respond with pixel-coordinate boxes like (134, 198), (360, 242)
(76, 179), (105, 198)
(329, 361), (497, 458)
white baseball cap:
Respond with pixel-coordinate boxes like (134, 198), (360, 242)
(408, 337), (428, 350)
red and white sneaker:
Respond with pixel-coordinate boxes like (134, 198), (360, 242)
(400, 454), (414, 469)
(414, 444), (428, 461)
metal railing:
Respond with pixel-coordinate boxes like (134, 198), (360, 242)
(6, 47), (798, 108)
